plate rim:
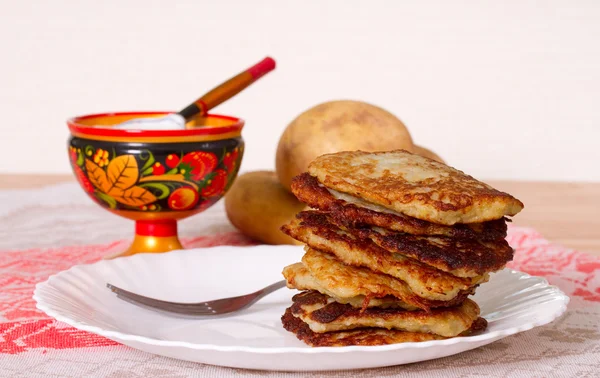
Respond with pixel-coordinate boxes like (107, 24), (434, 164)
(33, 245), (570, 355)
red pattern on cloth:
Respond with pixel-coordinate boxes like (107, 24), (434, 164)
(0, 227), (597, 355)
(0, 320), (117, 354)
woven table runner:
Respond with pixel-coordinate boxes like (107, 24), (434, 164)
(0, 183), (598, 377)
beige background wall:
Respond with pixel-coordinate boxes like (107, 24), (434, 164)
(1, 0), (598, 181)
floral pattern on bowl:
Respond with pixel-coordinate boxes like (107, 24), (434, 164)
(68, 144), (243, 214)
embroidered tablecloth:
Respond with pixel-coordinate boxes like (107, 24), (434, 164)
(0, 183), (599, 378)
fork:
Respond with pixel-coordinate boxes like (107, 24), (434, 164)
(106, 280), (287, 316)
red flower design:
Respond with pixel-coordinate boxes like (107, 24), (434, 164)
(201, 169), (228, 197)
(180, 152), (217, 181)
(165, 154), (180, 168)
(74, 165), (94, 194)
(168, 187), (199, 210)
(223, 148), (239, 172)
(152, 162), (165, 175)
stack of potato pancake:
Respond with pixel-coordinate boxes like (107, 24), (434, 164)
(280, 150), (523, 347)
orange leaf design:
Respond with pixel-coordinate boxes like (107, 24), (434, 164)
(109, 185), (157, 207)
(85, 159), (110, 192)
(106, 155), (138, 192)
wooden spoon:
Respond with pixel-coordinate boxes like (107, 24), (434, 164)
(117, 57), (276, 129)
(178, 56), (275, 120)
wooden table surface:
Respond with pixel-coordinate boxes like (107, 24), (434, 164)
(2, 174), (599, 256)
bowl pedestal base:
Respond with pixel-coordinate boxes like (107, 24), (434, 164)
(109, 219), (184, 259)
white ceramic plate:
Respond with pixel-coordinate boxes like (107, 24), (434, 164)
(34, 245), (569, 371)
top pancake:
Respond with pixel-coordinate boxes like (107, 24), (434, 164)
(291, 173), (508, 240)
(308, 150), (524, 225)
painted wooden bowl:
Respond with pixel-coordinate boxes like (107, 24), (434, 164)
(67, 111), (244, 258)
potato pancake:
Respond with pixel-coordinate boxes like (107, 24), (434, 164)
(308, 150), (523, 225)
(283, 249), (474, 311)
(282, 211), (486, 301)
(290, 291), (480, 337)
(282, 307), (488, 347)
(291, 173), (508, 240)
(282, 263), (418, 310)
(360, 226), (514, 277)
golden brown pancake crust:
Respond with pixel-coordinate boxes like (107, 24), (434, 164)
(308, 150), (524, 225)
(282, 211), (484, 300)
(284, 210), (509, 278)
(281, 307), (488, 347)
(291, 173), (508, 241)
(282, 262), (419, 310)
(285, 248), (475, 311)
(358, 227), (514, 277)
(290, 291), (480, 337)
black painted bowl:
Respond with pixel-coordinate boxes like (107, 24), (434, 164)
(67, 111), (244, 257)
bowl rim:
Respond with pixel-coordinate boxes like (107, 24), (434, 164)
(67, 111), (244, 138)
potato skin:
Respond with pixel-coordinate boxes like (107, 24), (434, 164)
(276, 100), (414, 191)
(413, 145), (445, 164)
(225, 171), (305, 245)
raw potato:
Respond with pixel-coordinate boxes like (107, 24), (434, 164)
(225, 171), (305, 245)
(276, 100), (414, 191)
(413, 145), (445, 164)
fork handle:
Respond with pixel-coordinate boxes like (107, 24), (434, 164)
(257, 280), (287, 297)
(233, 280), (287, 312)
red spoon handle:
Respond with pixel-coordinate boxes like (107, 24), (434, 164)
(247, 57), (276, 80)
